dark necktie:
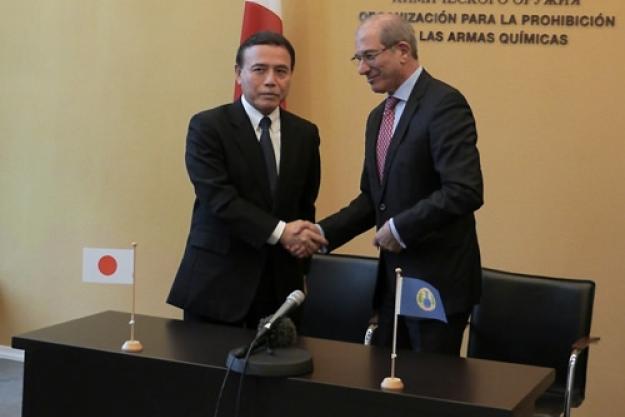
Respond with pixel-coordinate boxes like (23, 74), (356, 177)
(376, 96), (400, 182)
(259, 116), (278, 195)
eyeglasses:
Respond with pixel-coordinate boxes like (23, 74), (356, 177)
(350, 45), (394, 65)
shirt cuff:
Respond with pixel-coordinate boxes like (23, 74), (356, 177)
(389, 218), (407, 249)
(267, 220), (286, 245)
(315, 224), (328, 254)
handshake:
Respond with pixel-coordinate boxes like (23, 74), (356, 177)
(279, 220), (328, 259)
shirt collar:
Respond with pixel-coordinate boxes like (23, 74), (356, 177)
(241, 95), (280, 131)
(391, 66), (423, 102)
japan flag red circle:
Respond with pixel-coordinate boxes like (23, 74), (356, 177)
(98, 255), (118, 276)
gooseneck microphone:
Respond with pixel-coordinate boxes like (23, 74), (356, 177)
(225, 289), (312, 378)
(256, 290), (305, 339)
(257, 316), (297, 348)
(230, 290), (304, 359)
(217, 290), (310, 417)
(231, 317), (297, 359)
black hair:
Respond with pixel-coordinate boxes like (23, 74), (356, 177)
(236, 31), (296, 70)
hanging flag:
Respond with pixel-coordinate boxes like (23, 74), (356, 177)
(82, 248), (134, 285)
(396, 276), (447, 323)
(234, 0), (283, 100)
(240, 0), (282, 41)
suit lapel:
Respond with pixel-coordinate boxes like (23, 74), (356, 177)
(379, 70), (431, 191)
(227, 100), (273, 206)
(277, 111), (296, 201)
(365, 101), (385, 182)
(366, 102), (385, 197)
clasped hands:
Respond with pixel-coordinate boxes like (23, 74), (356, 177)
(280, 220), (327, 259)
(280, 219), (401, 258)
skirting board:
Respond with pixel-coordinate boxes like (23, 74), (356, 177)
(0, 345), (24, 362)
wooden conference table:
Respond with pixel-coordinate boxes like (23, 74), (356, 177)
(12, 311), (554, 417)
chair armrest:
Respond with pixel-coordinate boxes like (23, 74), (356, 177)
(364, 324), (377, 345)
(564, 336), (600, 417)
(572, 336), (600, 353)
(363, 314), (379, 345)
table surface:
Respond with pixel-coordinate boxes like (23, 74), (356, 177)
(13, 310), (555, 414)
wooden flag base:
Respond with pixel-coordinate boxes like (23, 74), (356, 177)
(381, 377), (404, 391)
(122, 340), (144, 353)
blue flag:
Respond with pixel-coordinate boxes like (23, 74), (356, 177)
(397, 276), (447, 323)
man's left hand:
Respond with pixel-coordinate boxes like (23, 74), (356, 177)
(373, 221), (402, 253)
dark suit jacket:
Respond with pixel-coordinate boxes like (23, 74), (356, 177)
(168, 99), (321, 322)
(320, 70), (483, 315)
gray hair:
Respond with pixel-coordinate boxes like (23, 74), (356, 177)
(363, 14), (418, 59)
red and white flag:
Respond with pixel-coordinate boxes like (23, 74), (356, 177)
(82, 248), (134, 285)
(234, 0), (283, 100)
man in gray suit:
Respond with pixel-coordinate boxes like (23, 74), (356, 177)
(319, 14), (484, 355)
(168, 32), (326, 328)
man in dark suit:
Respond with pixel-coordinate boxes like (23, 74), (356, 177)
(319, 14), (483, 355)
(168, 32), (326, 328)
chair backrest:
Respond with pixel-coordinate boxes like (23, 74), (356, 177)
(468, 268), (595, 407)
(299, 254), (378, 344)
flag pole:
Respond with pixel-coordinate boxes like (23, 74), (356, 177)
(380, 268), (405, 391)
(122, 242), (143, 353)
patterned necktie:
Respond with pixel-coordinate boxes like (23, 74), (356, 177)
(259, 116), (278, 195)
(376, 96), (400, 182)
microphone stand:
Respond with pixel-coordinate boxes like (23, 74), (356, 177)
(226, 323), (313, 377)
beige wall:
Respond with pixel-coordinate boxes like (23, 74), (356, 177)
(1, 1), (623, 416)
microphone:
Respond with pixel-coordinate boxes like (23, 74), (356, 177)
(231, 317), (297, 358)
(225, 292), (313, 376)
(257, 316), (297, 348)
(256, 290), (305, 339)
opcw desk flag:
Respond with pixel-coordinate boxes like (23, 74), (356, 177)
(83, 248), (134, 284)
(396, 276), (447, 323)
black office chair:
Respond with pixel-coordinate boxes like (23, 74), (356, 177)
(299, 254), (377, 344)
(468, 268), (598, 417)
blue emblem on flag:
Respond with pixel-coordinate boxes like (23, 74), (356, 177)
(397, 276), (447, 323)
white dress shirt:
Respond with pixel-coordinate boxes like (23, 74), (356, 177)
(240, 96), (285, 244)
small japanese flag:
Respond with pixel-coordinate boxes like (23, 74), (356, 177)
(82, 248), (134, 285)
